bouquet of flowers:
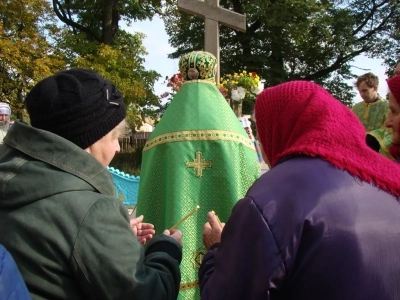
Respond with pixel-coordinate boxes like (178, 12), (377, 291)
(160, 73), (183, 102)
(218, 71), (263, 102)
(167, 73), (183, 92)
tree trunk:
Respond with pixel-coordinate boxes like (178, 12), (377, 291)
(102, 0), (119, 45)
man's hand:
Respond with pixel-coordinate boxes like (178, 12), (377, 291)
(203, 211), (225, 250)
(130, 215), (155, 245)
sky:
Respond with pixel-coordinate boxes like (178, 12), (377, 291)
(128, 16), (389, 104)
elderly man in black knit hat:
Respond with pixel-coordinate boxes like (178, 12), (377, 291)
(0, 69), (183, 299)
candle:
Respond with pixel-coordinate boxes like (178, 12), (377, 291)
(169, 205), (200, 231)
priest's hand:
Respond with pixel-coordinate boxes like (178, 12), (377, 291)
(163, 229), (183, 246)
(130, 215), (155, 245)
(203, 211), (225, 250)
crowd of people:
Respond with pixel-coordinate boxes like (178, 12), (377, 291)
(0, 56), (400, 299)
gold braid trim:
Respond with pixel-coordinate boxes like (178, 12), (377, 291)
(143, 130), (256, 152)
(182, 78), (216, 86)
(180, 280), (199, 291)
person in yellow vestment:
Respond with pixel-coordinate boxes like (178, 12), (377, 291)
(136, 51), (260, 299)
(367, 127), (393, 158)
(352, 72), (393, 159)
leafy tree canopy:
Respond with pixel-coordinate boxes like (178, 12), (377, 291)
(1, 0), (164, 129)
(0, 0), (65, 120)
(52, 0), (165, 45)
(163, 0), (400, 107)
(55, 29), (160, 129)
(53, 0), (165, 129)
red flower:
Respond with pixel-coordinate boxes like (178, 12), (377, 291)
(171, 73), (182, 83)
(165, 73), (183, 92)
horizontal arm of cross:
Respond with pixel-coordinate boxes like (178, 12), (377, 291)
(178, 0), (246, 32)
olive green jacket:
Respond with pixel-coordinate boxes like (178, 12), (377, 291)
(0, 122), (182, 300)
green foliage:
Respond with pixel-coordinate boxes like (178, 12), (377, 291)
(53, 0), (163, 130)
(163, 0), (400, 107)
(1, 0), (163, 127)
(52, 0), (167, 44)
(60, 32), (161, 129)
(0, 0), (66, 120)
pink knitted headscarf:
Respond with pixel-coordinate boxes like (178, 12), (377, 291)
(255, 80), (400, 197)
(387, 75), (400, 158)
(387, 75), (400, 104)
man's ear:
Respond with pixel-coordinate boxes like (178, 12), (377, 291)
(373, 85), (378, 92)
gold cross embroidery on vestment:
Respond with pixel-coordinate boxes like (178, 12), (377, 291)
(186, 151), (212, 177)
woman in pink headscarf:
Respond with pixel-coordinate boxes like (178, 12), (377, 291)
(199, 80), (400, 300)
(386, 74), (400, 161)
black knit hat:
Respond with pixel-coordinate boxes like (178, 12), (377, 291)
(25, 68), (126, 149)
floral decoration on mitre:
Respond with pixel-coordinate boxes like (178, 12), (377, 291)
(218, 71), (264, 102)
(179, 51), (217, 82)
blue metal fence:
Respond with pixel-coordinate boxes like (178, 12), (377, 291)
(108, 167), (140, 206)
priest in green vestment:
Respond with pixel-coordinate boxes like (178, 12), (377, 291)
(136, 51), (260, 299)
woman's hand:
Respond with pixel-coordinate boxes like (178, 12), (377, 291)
(130, 215), (155, 244)
(202, 211), (225, 250)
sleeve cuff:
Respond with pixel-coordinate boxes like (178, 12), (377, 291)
(144, 234), (183, 263)
(209, 243), (220, 251)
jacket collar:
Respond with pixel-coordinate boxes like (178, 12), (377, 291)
(4, 121), (114, 196)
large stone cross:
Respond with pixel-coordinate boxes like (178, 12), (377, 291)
(177, 0), (246, 83)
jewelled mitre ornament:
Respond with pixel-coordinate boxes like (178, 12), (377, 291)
(179, 51), (217, 81)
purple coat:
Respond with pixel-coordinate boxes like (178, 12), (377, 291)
(199, 156), (400, 299)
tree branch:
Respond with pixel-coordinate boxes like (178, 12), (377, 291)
(52, 0), (102, 42)
(65, 0), (77, 35)
(352, 0), (381, 36)
(304, 45), (373, 80)
(230, 0), (243, 14)
(355, 7), (397, 44)
(305, 0), (399, 81)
